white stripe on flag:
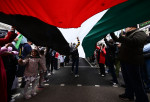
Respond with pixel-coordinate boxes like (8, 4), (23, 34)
(58, 9), (108, 58)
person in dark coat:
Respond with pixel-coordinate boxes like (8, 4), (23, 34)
(71, 37), (80, 77)
(104, 38), (119, 87)
(110, 25), (149, 102)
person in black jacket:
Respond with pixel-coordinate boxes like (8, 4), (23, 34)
(110, 25), (149, 102)
(71, 37), (80, 77)
(104, 38), (118, 87)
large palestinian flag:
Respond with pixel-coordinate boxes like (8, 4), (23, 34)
(0, 0), (126, 55)
(82, 0), (150, 57)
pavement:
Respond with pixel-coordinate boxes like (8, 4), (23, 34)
(13, 58), (150, 102)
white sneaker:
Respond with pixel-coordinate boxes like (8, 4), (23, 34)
(75, 75), (79, 77)
(113, 83), (118, 87)
(101, 74), (105, 77)
(48, 73), (51, 76)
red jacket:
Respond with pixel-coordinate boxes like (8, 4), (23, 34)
(96, 46), (100, 59)
(0, 31), (17, 102)
(55, 52), (59, 58)
(99, 47), (106, 64)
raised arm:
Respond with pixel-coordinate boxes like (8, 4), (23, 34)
(110, 31), (147, 47)
(75, 37), (80, 48)
(0, 26), (17, 46)
(110, 32), (119, 42)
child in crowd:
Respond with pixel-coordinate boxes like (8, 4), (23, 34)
(18, 49), (47, 99)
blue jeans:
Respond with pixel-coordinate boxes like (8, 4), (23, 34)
(72, 58), (79, 75)
(121, 62), (149, 102)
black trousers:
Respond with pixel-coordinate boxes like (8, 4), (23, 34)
(6, 70), (16, 102)
(50, 57), (54, 72)
(54, 58), (58, 70)
(72, 58), (79, 75)
(121, 62), (149, 102)
(99, 63), (105, 75)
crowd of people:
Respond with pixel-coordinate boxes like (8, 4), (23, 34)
(93, 25), (150, 102)
(0, 25), (150, 102)
(0, 26), (80, 102)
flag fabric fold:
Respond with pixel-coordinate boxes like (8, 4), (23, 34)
(82, 0), (150, 57)
(0, 0), (126, 28)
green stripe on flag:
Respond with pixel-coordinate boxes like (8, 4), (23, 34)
(82, 0), (150, 57)
(15, 34), (23, 49)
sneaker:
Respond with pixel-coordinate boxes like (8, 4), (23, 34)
(24, 94), (31, 99)
(101, 74), (105, 77)
(48, 73), (51, 76)
(113, 83), (118, 87)
(75, 75), (79, 78)
(119, 94), (134, 101)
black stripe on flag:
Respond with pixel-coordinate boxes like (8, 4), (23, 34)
(0, 12), (70, 55)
